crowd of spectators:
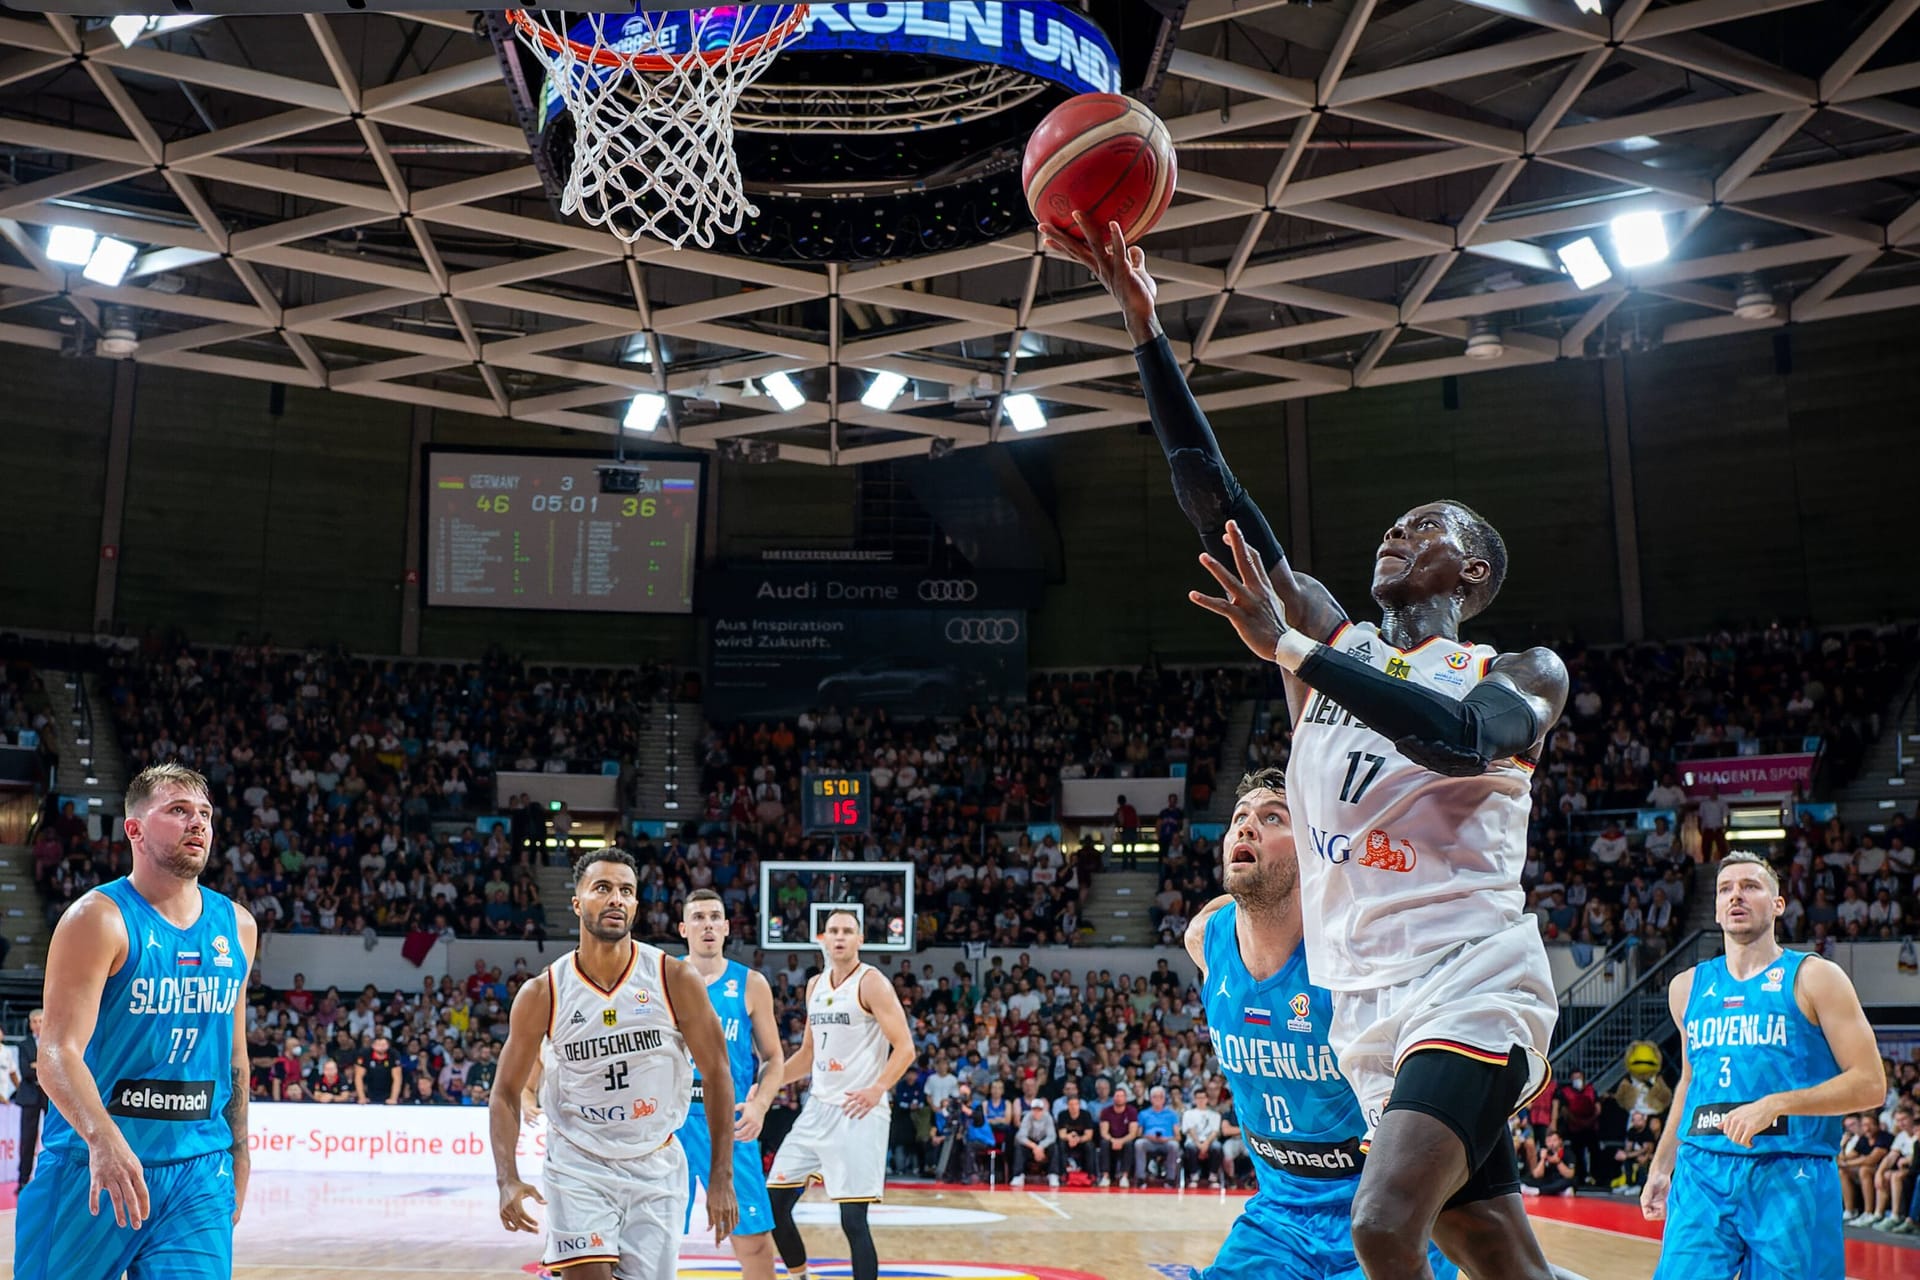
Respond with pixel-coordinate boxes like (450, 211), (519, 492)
(1839, 1059), (1920, 1234)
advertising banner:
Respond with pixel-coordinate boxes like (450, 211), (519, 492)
(703, 566), (1031, 721)
(246, 1101), (545, 1175)
(1679, 753), (1818, 799)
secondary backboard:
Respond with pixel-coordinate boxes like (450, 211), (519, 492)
(758, 859), (916, 954)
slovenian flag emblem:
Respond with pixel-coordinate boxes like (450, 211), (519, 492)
(176, 951), (201, 967)
(662, 478), (696, 491)
(1244, 1007), (1271, 1026)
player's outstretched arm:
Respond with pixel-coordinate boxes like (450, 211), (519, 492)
(491, 971), (550, 1234)
(668, 956), (739, 1244)
(38, 890), (149, 1230)
(1183, 894), (1231, 975)
(1722, 956), (1887, 1147)
(1642, 969), (1695, 1221)
(851, 968), (918, 1120)
(228, 905), (259, 1224)
(738, 970), (786, 1142)
(1194, 521), (1561, 777)
(1042, 213), (1349, 645)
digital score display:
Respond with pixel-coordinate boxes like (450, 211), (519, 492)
(425, 452), (700, 613)
(802, 771), (871, 836)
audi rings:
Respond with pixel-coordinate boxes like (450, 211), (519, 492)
(917, 579), (979, 603)
(945, 617), (1021, 644)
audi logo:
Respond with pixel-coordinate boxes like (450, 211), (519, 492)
(917, 579), (979, 603)
(945, 617), (1022, 645)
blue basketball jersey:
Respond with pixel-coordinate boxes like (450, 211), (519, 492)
(40, 880), (244, 1165)
(1202, 903), (1364, 1207)
(1679, 949), (1841, 1159)
(687, 959), (756, 1112)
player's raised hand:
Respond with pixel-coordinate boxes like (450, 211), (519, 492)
(843, 1083), (887, 1119)
(706, 1176), (740, 1244)
(1190, 520), (1292, 662)
(1639, 1168), (1670, 1220)
(88, 1128), (150, 1230)
(1039, 212), (1161, 345)
(497, 1176), (546, 1233)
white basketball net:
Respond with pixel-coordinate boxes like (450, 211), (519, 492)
(504, 5), (809, 249)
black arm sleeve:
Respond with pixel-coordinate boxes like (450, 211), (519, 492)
(1134, 334), (1286, 571)
(1295, 646), (1541, 776)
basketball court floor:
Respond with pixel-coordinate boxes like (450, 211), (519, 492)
(3, 1170), (1918, 1280)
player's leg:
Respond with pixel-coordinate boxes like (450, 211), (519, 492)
(1353, 1049), (1561, 1280)
(819, 1106), (888, 1280)
(612, 1141), (689, 1280)
(1738, 1155), (1845, 1280)
(769, 1185), (811, 1280)
(730, 1137), (778, 1280)
(1649, 1150), (1748, 1280)
(12, 1151), (143, 1280)
(125, 1152), (239, 1280)
(768, 1102), (831, 1280)
(541, 1144), (626, 1280)
(679, 1112), (714, 1235)
(837, 1200), (880, 1280)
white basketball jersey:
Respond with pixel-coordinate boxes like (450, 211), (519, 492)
(1286, 622), (1537, 992)
(542, 940), (692, 1161)
(806, 963), (889, 1106)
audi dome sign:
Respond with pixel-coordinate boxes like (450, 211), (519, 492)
(702, 563), (1035, 721)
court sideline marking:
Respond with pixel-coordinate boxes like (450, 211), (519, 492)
(1028, 1191), (1071, 1220)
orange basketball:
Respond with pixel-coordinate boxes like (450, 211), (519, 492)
(1023, 93), (1177, 244)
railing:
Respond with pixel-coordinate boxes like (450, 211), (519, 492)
(1893, 672), (1919, 785)
(1549, 928), (1720, 1092)
(1549, 934), (1641, 1051)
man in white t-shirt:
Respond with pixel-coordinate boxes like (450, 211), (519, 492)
(1644, 816), (1676, 862)
(1177, 1089), (1222, 1187)
(1590, 823), (1628, 867)
(1696, 787), (1730, 860)
(1857, 837), (1889, 878)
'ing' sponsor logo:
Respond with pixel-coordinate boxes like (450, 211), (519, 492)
(1307, 826), (1352, 865)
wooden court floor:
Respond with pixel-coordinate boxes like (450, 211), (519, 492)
(0, 1171), (1675, 1280)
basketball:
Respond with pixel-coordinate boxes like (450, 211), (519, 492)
(1023, 92), (1177, 244)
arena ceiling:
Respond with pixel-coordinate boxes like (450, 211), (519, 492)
(1, 0), (1919, 464)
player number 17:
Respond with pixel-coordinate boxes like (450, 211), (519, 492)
(166, 1027), (199, 1063)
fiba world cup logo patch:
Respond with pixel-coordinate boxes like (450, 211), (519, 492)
(1287, 993), (1313, 1033)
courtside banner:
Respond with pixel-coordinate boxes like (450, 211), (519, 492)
(246, 1102), (545, 1175)
(1679, 752), (1818, 799)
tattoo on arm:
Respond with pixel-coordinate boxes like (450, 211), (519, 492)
(227, 1066), (248, 1158)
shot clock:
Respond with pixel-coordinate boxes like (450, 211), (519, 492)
(802, 770), (871, 836)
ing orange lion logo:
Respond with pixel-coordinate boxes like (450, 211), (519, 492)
(630, 1098), (657, 1119)
(589, 1233), (605, 1248)
(827, 1059), (847, 1073)
(1357, 830), (1417, 873)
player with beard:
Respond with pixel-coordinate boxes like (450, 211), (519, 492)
(767, 909), (916, 1280)
(491, 850), (738, 1280)
(1053, 212), (1586, 1280)
(677, 889), (785, 1280)
(1642, 852), (1882, 1278)
(1186, 769), (1456, 1280)
(15, 763), (256, 1280)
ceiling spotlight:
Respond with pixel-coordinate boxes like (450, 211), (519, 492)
(762, 371), (806, 412)
(1555, 236), (1612, 290)
(1609, 210), (1670, 269)
(1572, 0), (1603, 13)
(861, 371), (908, 411)
(1733, 274), (1777, 321)
(1003, 393), (1047, 433)
(1464, 317), (1505, 361)
(110, 13), (212, 47)
(81, 236), (137, 287)
(45, 225), (97, 267)
(623, 392), (667, 433)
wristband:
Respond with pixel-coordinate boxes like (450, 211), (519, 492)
(1272, 630), (1317, 672)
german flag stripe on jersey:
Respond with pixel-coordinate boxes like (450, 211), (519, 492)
(1397, 1038), (1513, 1070)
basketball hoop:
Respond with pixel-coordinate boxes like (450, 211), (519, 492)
(501, 4), (810, 248)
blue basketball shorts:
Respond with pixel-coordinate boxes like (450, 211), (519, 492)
(679, 1109), (773, 1236)
(1192, 1190), (1459, 1280)
(1653, 1148), (1843, 1280)
(14, 1147), (235, 1280)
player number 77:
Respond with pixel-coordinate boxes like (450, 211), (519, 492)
(167, 1027), (199, 1063)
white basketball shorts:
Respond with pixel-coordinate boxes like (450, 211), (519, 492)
(1329, 916), (1558, 1140)
(766, 1094), (890, 1201)
(542, 1133), (689, 1280)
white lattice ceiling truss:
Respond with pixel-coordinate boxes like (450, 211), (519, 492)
(3, 0), (1920, 464)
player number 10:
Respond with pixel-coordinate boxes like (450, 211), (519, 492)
(1263, 1093), (1294, 1134)
(167, 1027), (199, 1063)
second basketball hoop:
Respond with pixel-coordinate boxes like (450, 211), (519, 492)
(499, 3), (810, 248)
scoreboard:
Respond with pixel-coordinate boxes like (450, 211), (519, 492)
(801, 771), (870, 836)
